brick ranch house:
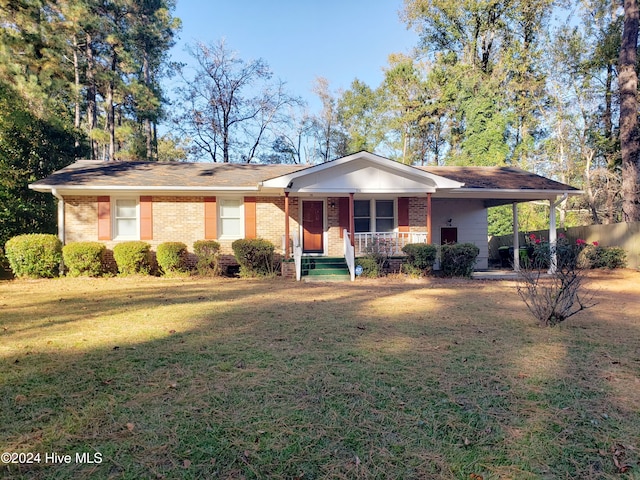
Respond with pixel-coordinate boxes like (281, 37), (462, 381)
(30, 151), (580, 280)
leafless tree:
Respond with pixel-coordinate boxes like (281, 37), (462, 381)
(172, 39), (301, 162)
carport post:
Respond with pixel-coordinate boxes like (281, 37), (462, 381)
(426, 193), (432, 244)
(512, 202), (520, 271)
(547, 194), (567, 274)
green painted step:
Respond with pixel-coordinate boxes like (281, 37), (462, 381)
(301, 257), (350, 278)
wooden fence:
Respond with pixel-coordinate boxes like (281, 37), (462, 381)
(488, 221), (640, 269)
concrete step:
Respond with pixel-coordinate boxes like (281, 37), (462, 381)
(302, 274), (351, 283)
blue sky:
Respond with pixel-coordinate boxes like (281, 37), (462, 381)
(167, 0), (419, 110)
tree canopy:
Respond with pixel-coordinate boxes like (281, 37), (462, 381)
(2, 0), (640, 246)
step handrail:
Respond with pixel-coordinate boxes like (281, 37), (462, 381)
(344, 229), (355, 281)
(293, 233), (302, 281)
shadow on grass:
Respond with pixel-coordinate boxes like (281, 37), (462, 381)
(1, 275), (638, 479)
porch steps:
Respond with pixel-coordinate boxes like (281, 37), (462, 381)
(301, 257), (351, 282)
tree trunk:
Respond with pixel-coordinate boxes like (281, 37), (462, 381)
(86, 33), (98, 159)
(72, 34), (81, 150)
(619, 0), (640, 221)
(143, 51), (153, 160)
(107, 47), (118, 161)
(604, 62), (613, 142)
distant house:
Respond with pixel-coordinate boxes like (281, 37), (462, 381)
(30, 151), (580, 279)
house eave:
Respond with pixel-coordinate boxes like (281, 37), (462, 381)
(435, 188), (583, 199)
(29, 184), (260, 194)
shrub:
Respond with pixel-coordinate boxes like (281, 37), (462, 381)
(355, 235), (391, 278)
(62, 242), (106, 277)
(231, 238), (275, 277)
(193, 240), (221, 276)
(517, 239), (597, 327)
(156, 242), (189, 275)
(440, 243), (479, 278)
(402, 243), (437, 274)
(356, 255), (384, 278)
(4, 234), (62, 278)
(578, 245), (627, 269)
(113, 241), (152, 275)
(0, 246), (7, 270)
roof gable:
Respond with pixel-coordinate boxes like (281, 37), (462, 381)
(261, 151), (464, 193)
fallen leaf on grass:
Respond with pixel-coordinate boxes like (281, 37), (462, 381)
(126, 423), (135, 432)
(612, 443), (631, 473)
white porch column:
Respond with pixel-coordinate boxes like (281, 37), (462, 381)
(548, 198), (557, 274)
(426, 192), (432, 244)
(512, 202), (519, 271)
(284, 192), (290, 259)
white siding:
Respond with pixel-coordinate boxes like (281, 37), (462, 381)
(432, 199), (489, 269)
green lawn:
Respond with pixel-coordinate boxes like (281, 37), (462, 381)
(1, 273), (639, 479)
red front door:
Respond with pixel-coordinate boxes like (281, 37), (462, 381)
(303, 201), (324, 253)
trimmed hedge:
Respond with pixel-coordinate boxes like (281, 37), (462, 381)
(4, 234), (62, 278)
(157, 242), (189, 275)
(440, 243), (480, 278)
(402, 243), (438, 273)
(231, 238), (275, 277)
(193, 240), (221, 276)
(62, 241), (106, 277)
(113, 241), (152, 275)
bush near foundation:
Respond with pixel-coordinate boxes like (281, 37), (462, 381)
(231, 238), (275, 277)
(113, 241), (152, 275)
(157, 242), (189, 275)
(62, 242), (106, 277)
(4, 234), (62, 278)
(356, 256), (383, 278)
(440, 243), (479, 278)
(193, 240), (221, 276)
(402, 243), (438, 274)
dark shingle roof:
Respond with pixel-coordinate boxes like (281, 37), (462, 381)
(30, 160), (306, 188)
(420, 166), (579, 191)
(30, 160), (578, 192)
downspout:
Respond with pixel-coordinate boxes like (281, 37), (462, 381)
(52, 188), (65, 276)
(52, 188), (65, 245)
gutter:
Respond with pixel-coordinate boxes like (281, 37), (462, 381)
(29, 185), (260, 193)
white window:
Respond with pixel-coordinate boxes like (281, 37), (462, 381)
(376, 200), (395, 232)
(219, 198), (243, 238)
(113, 198), (138, 239)
(354, 199), (395, 233)
(354, 200), (370, 233)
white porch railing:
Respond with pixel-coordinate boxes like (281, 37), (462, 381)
(343, 229), (355, 281)
(354, 232), (428, 256)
